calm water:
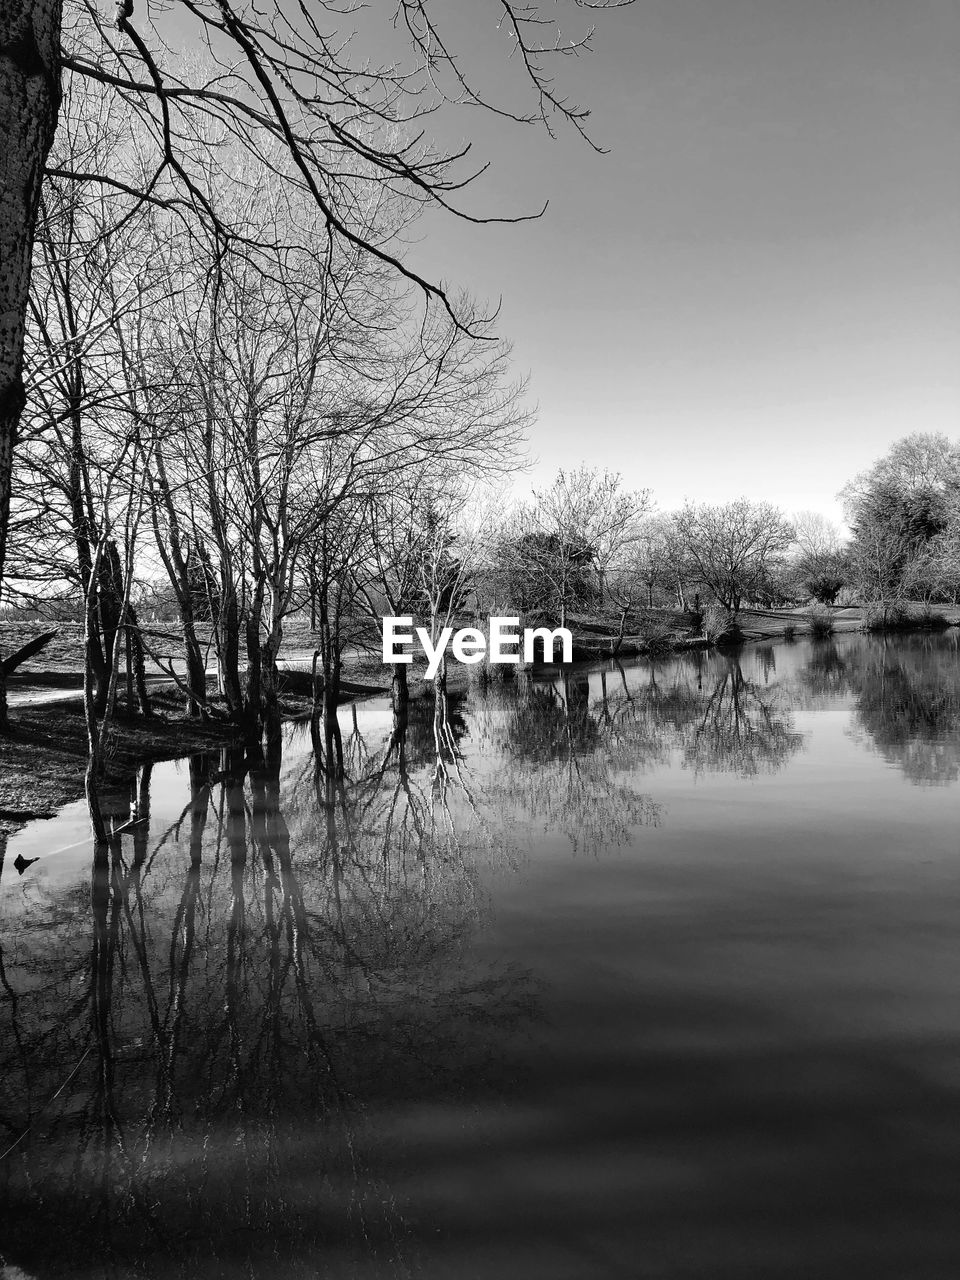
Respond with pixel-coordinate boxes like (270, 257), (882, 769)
(2, 633), (960, 1278)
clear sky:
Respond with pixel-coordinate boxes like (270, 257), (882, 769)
(155, 0), (959, 524)
(399, 0), (960, 524)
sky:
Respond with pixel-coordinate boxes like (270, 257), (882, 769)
(156, 0), (960, 526)
(395, 0), (960, 525)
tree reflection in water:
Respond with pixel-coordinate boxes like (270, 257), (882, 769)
(801, 631), (960, 785)
(670, 651), (805, 777)
(796, 638), (849, 708)
(6, 636), (951, 1275)
(0, 692), (539, 1279)
(470, 672), (662, 853)
(465, 650), (805, 854)
(591, 648), (804, 781)
(552, 650), (802, 780)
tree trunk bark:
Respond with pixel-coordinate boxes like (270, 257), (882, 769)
(68, 429), (110, 700)
(83, 541), (108, 844)
(148, 455), (206, 718)
(391, 662), (409, 712)
(180, 622), (205, 718)
(612, 605), (628, 656)
(259, 628), (281, 729)
(0, 0), (63, 732)
(243, 587), (264, 742)
(126, 607), (153, 718)
(218, 587), (244, 720)
(95, 541), (124, 716)
(125, 625), (133, 709)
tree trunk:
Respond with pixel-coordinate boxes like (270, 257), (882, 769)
(0, 628), (56, 677)
(391, 662), (409, 712)
(612, 605), (628, 657)
(181, 622), (206, 718)
(308, 559), (318, 632)
(126, 607), (153, 718)
(68, 431), (110, 700)
(244, 624), (261, 736)
(148, 456), (206, 718)
(0, 0), (63, 732)
(0, 628), (55, 726)
(321, 657), (343, 779)
(321, 640), (341, 718)
(243, 587), (264, 742)
(95, 541), (125, 715)
(83, 547), (107, 844)
(125, 625), (134, 710)
(434, 653), (448, 697)
(218, 587), (244, 720)
(259, 628), (282, 729)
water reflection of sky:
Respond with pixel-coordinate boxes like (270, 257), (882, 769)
(2, 633), (960, 1278)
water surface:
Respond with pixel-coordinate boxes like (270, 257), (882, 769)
(2, 633), (960, 1278)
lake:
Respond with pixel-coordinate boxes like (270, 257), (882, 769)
(2, 632), (960, 1278)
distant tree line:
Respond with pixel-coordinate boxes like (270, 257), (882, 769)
(10, 398), (960, 751)
(473, 432), (960, 635)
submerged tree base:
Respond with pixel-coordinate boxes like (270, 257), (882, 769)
(0, 666), (395, 840)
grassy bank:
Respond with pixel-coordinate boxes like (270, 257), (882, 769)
(560, 603), (960, 657)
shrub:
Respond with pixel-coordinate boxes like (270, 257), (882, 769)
(861, 601), (910, 631)
(807, 605), (834, 638)
(917, 604), (950, 630)
(703, 604), (742, 645)
(466, 619), (510, 683)
(782, 623), (796, 642)
(644, 629), (675, 657)
(637, 609), (676, 655)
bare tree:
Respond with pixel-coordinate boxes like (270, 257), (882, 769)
(125, 167), (528, 741)
(674, 499), (795, 613)
(640, 516), (679, 608)
(502, 467), (650, 626)
(360, 477), (446, 711)
(14, 91), (173, 715)
(790, 511), (849, 605)
(0, 0), (634, 727)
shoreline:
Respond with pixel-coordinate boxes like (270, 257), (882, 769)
(3, 612), (958, 841)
